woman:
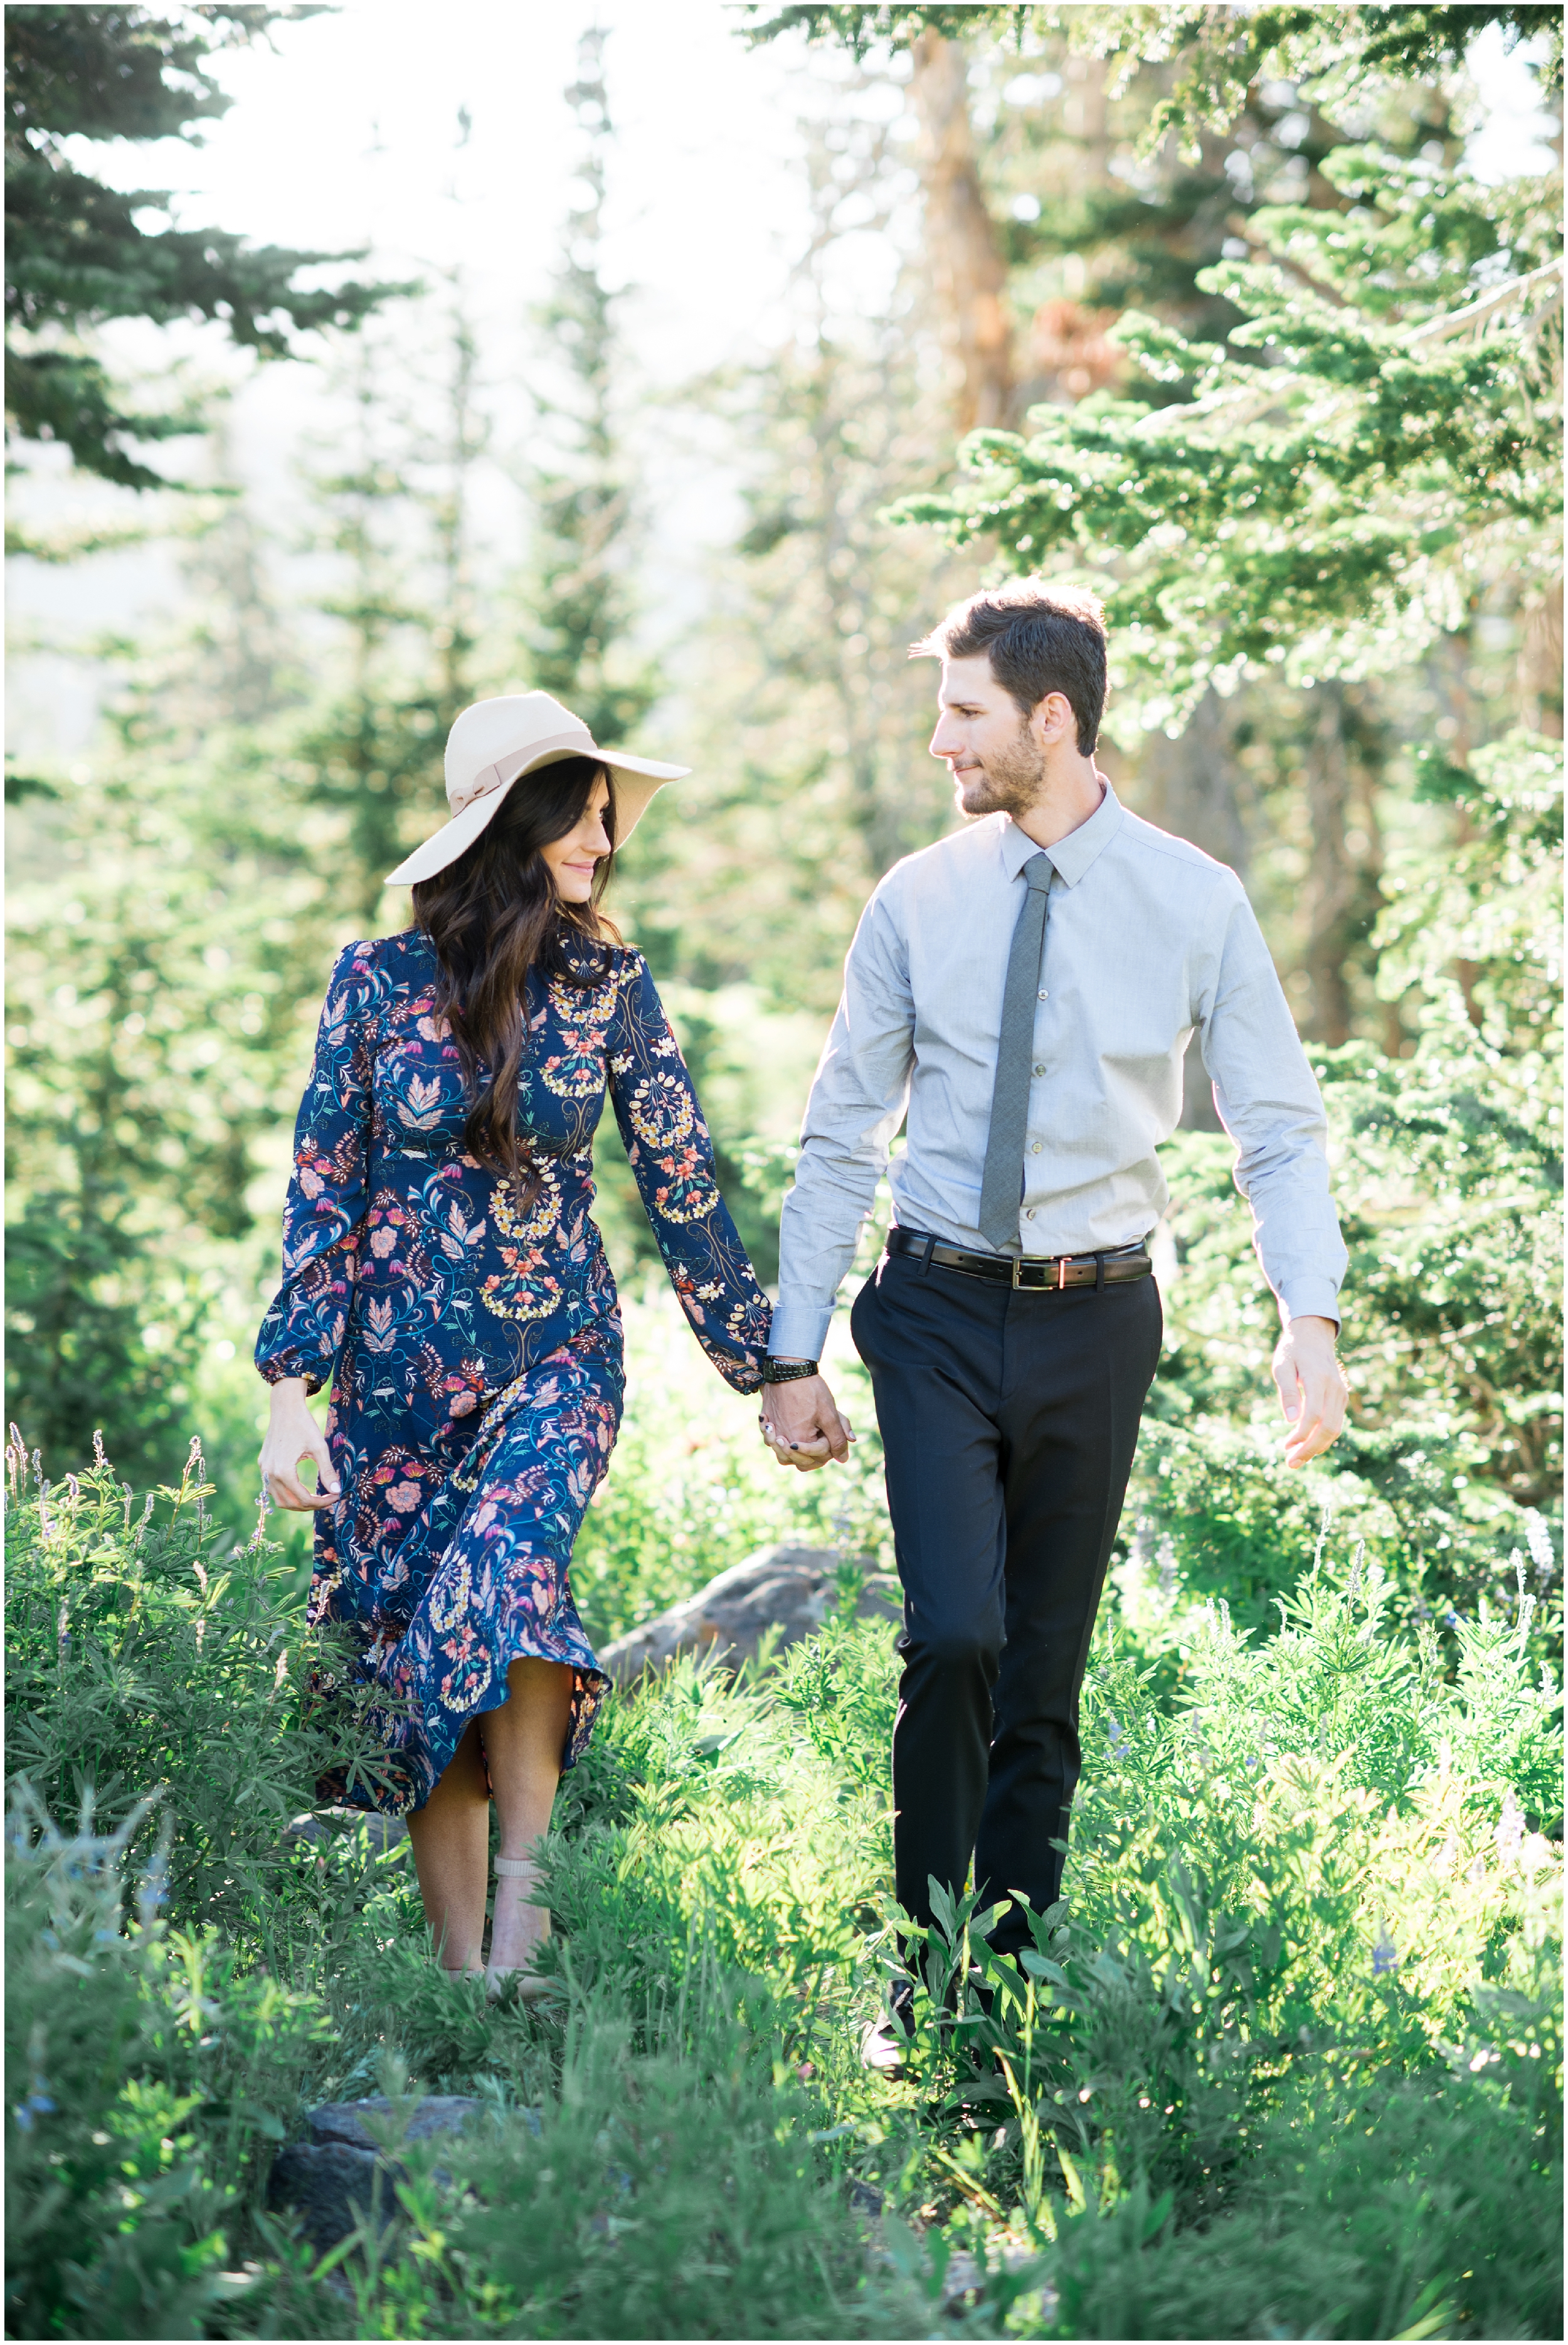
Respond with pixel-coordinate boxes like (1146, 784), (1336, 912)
(257, 691), (776, 1995)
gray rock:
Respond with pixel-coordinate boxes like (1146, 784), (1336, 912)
(596, 1545), (902, 1687)
(282, 1807), (408, 1856)
(308, 2095), (482, 2152)
(940, 2241), (1054, 2315)
(267, 2142), (386, 2258)
(268, 2095), (484, 2256)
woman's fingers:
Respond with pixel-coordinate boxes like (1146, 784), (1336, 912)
(307, 1425), (342, 1497)
(267, 1467), (322, 1511)
(759, 1374), (857, 1472)
(260, 1417), (341, 1509)
(781, 1432), (832, 1474)
(264, 1461), (338, 1510)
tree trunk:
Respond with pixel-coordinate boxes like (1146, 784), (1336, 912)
(1128, 688), (1247, 1129)
(1431, 627), (1486, 1028)
(1519, 573), (1564, 738)
(1301, 683), (1357, 1047)
(909, 31), (1014, 433)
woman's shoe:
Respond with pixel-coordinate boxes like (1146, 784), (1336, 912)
(487, 1854), (553, 2001)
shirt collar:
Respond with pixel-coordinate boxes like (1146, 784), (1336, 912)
(1000, 779), (1125, 888)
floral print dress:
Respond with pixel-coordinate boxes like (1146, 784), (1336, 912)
(255, 928), (771, 1813)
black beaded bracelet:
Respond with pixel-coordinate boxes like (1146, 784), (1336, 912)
(761, 1356), (819, 1384)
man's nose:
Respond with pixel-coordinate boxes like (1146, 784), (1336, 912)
(928, 721), (961, 760)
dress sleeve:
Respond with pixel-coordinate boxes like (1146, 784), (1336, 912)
(606, 952), (772, 1394)
(254, 940), (379, 1393)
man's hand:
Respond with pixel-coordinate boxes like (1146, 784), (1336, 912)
(1272, 1316), (1347, 1469)
(260, 1375), (341, 1511)
(760, 1365), (856, 1474)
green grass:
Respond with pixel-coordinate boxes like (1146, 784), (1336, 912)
(5, 1308), (1562, 2340)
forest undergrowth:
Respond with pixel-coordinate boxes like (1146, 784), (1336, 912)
(6, 1373), (1561, 2342)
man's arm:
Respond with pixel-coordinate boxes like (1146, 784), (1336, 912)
(763, 891), (916, 1474)
(1200, 893), (1349, 1469)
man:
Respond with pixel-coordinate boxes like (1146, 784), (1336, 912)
(756, 580), (1347, 2057)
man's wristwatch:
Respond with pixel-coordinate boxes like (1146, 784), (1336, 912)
(761, 1356), (819, 1384)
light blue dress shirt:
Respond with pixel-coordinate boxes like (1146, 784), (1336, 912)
(771, 785), (1347, 1360)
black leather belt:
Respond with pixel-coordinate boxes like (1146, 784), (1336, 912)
(886, 1226), (1152, 1291)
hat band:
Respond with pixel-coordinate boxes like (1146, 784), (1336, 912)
(448, 725), (597, 815)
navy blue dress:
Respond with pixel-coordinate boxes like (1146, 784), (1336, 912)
(255, 927), (771, 1812)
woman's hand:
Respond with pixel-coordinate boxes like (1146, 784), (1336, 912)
(260, 1376), (341, 1511)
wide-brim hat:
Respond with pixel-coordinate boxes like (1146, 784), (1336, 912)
(384, 691), (689, 887)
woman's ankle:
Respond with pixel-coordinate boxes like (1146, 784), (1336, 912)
(489, 1861), (549, 1970)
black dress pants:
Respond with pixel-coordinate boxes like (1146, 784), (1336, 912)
(850, 1248), (1162, 1959)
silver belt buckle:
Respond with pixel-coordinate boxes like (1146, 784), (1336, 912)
(1018, 1252), (1074, 1289)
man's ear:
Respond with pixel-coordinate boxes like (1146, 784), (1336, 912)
(1029, 690), (1075, 746)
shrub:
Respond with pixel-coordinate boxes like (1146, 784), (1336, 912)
(5, 1418), (1560, 2339)
(4, 1791), (327, 2342)
(4, 1430), (391, 1955)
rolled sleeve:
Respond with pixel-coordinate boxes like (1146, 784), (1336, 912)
(774, 893), (915, 1356)
(1199, 896), (1347, 1326)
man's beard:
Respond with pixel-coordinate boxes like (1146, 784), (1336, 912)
(952, 720), (1046, 819)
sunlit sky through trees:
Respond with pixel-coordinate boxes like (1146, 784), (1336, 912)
(6, 3), (1557, 763)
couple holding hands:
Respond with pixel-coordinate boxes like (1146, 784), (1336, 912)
(258, 579), (1345, 2036)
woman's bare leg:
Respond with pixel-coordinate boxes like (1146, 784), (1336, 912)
(405, 1720), (490, 1972)
(479, 1656), (575, 1973)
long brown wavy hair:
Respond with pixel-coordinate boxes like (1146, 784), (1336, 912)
(411, 755), (618, 1199)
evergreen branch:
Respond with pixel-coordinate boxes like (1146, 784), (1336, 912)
(1404, 254), (1566, 347)
(1133, 254), (1565, 444)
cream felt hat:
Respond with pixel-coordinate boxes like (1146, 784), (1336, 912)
(383, 691), (689, 887)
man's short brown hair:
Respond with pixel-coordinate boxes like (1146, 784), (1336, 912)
(913, 579), (1108, 756)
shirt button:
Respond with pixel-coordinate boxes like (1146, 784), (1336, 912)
(1025, 1208), (1036, 1219)
(1033, 1063), (1046, 1076)
(1030, 1141), (1042, 1154)
(1038, 989), (1049, 1000)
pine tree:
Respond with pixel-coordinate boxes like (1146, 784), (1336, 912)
(4, 5), (407, 491)
(516, 26), (659, 748)
(296, 268), (488, 922)
(4, 501), (326, 1486)
(899, 152), (1561, 723)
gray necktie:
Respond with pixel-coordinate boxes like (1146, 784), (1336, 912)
(978, 853), (1054, 1251)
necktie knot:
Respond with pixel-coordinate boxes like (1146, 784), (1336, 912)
(1024, 854), (1053, 891)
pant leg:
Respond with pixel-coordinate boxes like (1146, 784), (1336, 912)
(976, 1275), (1163, 1952)
(850, 1255), (1010, 1936)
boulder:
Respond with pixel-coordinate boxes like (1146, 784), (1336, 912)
(596, 1545), (902, 1688)
(267, 2095), (484, 2256)
(282, 1807), (408, 1856)
(267, 2141), (386, 2258)
(308, 2095), (483, 2152)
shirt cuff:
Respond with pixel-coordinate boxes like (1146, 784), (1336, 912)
(768, 1297), (836, 1361)
(1279, 1280), (1342, 1330)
